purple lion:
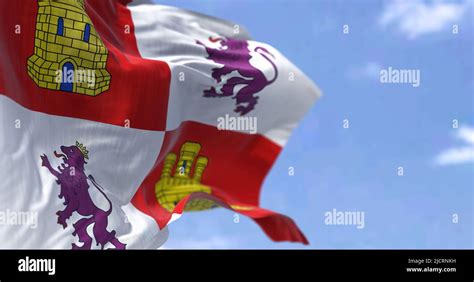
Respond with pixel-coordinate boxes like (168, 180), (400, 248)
(197, 37), (278, 115)
(40, 142), (126, 250)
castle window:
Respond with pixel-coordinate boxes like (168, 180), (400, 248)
(83, 24), (91, 42)
(57, 17), (64, 36)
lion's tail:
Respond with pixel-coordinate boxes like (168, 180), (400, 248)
(255, 46), (279, 84)
(88, 175), (113, 216)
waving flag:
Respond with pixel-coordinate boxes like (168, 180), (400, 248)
(0, 0), (320, 249)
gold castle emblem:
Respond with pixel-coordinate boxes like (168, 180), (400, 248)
(27, 0), (111, 95)
(155, 142), (218, 212)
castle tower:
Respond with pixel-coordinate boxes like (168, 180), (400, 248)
(175, 142), (203, 178)
(155, 142), (215, 212)
(27, 0), (111, 96)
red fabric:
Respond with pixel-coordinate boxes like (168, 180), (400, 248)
(131, 121), (308, 244)
(0, 0), (170, 131)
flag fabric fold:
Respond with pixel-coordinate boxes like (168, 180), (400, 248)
(0, 0), (320, 249)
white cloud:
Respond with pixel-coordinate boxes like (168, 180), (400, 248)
(457, 126), (474, 144)
(347, 62), (382, 81)
(379, 0), (470, 39)
(435, 126), (474, 166)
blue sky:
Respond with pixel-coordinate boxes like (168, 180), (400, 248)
(152, 0), (474, 249)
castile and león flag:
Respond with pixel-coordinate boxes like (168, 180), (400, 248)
(0, 0), (321, 248)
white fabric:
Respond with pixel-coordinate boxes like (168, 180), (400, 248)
(0, 96), (167, 249)
(130, 4), (321, 146)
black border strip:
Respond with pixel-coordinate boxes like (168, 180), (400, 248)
(0, 250), (472, 281)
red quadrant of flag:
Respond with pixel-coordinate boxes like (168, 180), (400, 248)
(0, 0), (170, 131)
(131, 121), (309, 244)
